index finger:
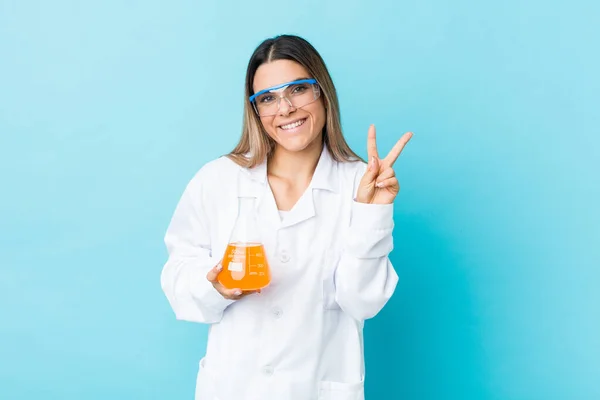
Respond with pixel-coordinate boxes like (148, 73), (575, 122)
(367, 124), (379, 160)
(384, 131), (413, 167)
(222, 287), (260, 299)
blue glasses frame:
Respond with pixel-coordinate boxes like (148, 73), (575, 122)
(249, 78), (318, 103)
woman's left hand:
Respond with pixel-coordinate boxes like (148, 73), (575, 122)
(356, 125), (413, 205)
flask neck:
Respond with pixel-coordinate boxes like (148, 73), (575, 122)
(237, 196), (257, 216)
(230, 196), (260, 245)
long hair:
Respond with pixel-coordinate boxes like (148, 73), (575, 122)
(227, 34), (363, 168)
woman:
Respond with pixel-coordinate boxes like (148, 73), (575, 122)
(161, 34), (412, 400)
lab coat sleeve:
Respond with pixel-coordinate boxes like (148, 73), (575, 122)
(334, 164), (399, 321)
(161, 173), (234, 324)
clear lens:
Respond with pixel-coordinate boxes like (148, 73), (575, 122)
(252, 82), (320, 117)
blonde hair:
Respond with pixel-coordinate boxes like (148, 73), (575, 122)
(227, 34), (363, 168)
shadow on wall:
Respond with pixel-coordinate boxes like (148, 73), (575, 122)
(364, 211), (489, 400)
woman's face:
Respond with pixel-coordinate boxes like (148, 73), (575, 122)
(252, 59), (326, 155)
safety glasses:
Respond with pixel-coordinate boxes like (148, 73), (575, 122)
(249, 78), (320, 117)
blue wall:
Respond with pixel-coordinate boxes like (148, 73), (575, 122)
(1, 1), (598, 399)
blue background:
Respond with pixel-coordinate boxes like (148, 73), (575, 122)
(1, 1), (599, 399)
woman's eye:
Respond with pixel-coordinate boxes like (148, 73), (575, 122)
(291, 84), (308, 94)
(259, 95), (275, 103)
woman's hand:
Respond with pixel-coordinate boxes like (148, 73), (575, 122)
(356, 125), (412, 205)
(206, 263), (260, 300)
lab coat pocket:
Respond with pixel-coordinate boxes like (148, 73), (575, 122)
(318, 379), (365, 400)
(322, 249), (341, 310)
(195, 357), (220, 400)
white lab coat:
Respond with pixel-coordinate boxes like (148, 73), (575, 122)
(161, 146), (398, 400)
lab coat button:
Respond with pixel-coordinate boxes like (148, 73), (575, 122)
(280, 252), (290, 263)
(263, 365), (274, 376)
(272, 307), (283, 319)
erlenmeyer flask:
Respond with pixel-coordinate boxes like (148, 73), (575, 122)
(218, 196), (271, 291)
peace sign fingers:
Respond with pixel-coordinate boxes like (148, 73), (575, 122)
(356, 124), (413, 205)
(367, 124), (379, 162)
(383, 131), (413, 167)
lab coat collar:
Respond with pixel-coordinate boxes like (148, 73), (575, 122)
(310, 146), (339, 193)
(246, 145), (339, 194)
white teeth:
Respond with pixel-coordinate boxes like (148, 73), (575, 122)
(280, 119), (306, 130)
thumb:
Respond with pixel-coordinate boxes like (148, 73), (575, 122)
(206, 262), (223, 283)
(362, 156), (380, 184)
(356, 156), (380, 203)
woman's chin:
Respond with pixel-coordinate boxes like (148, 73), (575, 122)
(274, 135), (322, 154)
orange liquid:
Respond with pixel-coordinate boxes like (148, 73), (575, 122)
(218, 242), (271, 291)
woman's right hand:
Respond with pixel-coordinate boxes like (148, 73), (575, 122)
(206, 263), (260, 300)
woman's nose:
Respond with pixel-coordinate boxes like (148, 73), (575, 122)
(277, 96), (295, 116)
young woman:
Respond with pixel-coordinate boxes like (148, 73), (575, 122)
(161, 34), (412, 400)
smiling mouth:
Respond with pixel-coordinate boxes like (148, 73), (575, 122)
(279, 118), (307, 130)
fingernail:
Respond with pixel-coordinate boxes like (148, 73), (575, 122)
(234, 290), (242, 296)
(216, 264), (223, 271)
(376, 182), (383, 188)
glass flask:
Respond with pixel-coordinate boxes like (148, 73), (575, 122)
(218, 196), (271, 291)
